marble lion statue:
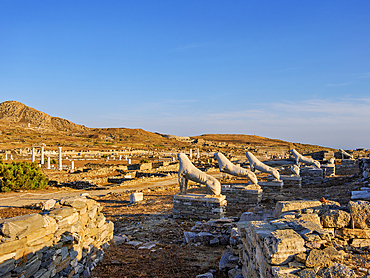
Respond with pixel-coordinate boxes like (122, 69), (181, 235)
(339, 149), (354, 160)
(245, 152), (280, 180)
(290, 164), (300, 176)
(290, 149), (320, 168)
(214, 152), (258, 185)
(178, 153), (221, 196)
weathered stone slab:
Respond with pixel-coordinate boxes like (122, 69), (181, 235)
(48, 208), (74, 220)
(349, 200), (370, 229)
(336, 228), (370, 239)
(60, 197), (87, 209)
(264, 229), (306, 265)
(0, 214), (44, 239)
(351, 239), (370, 248)
(275, 201), (322, 218)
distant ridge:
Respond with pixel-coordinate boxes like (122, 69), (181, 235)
(0, 100), (335, 152)
(0, 100), (87, 132)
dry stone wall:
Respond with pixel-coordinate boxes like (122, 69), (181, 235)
(0, 196), (113, 278)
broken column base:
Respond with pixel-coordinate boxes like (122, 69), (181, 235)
(280, 175), (302, 188)
(173, 193), (227, 220)
(221, 184), (262, 204)
(258, 180), (284, 192)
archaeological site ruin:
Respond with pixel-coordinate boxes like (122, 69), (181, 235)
(0, 101), (370, 278)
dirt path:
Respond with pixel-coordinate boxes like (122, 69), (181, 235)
(0, 176), (180, 208)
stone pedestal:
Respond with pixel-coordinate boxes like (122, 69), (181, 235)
(173, 193), (227, 220)
(280, 175), (302, 188)
(258, 180), (284, 192)
(321, 165), (335, 177)
(222, 184), (262, 204)
(300, 167), (323, 186)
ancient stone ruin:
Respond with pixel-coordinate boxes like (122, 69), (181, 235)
(0, 196), (113, 278)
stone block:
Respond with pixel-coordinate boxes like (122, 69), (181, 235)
(0, 214), (44, 239)
(336, 228), (370, 239)
(264, 229), (306, 265)
(316, 263), (357, 278)
(247, 221), (276, 249)
(351, 239), (370, 248)
(296, 214), (321, 226)
(58, 212), (79, 227)
(0, 258), (15, 276)
(275, 201), (322, 218)
(321, 209), (351, 228)
(0, 238), (27, 255)
(348, 200), (370, 229)
(60, 198), (87, 209)
(305, 249), (331, 268)
(130, 192), (143, 203)
(48, 208), (74, 220)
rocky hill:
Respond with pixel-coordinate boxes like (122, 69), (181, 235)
(0, 100), (338, 154)
(0, 100), (87, 132)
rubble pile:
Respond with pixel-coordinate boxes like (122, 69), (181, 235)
(359, 158), (370, 178)
(61, 180), (99, 189)
(0, 197), (114, 278)
(237, 199), (370, 278)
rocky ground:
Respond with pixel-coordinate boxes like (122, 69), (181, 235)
(1, 174), (369, 277)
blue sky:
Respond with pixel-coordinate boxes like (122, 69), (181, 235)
(1, 1), (369, 149)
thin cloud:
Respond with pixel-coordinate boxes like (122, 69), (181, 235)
(325, 82), (351, 87)
(355, 72), (370, 79)
(173, 43), (208, 51)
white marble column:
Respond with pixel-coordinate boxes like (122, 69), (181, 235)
(47, 157), (51, 169)
(40, 146), (44, 164)
(58, 147), (63, 170)
(32, 147), (35, 162)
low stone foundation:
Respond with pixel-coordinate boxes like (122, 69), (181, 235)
(279, 175), (302, 188)
(173, 193), (227, 220)
(336, 159), (358, 176)
(0, 196), (114, 278)
(300, 167), (323, 186)
(221, 184), (262, 204)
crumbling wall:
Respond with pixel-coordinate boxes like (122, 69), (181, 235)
(0, 197), (114, 278)
(238, 200), (370, 277)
